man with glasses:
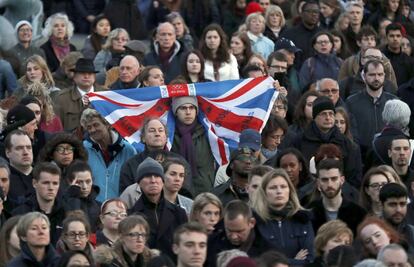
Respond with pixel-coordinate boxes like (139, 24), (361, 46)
(129, 157), (187, 259)
(379, 183), (414, 253)
(340, 48), (397, 99)
(308, 158), (366, 234)
(293, 96), (362, 188)
(280, 0), (321, 66)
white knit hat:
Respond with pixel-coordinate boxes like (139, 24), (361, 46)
(15, 20), (32, 33)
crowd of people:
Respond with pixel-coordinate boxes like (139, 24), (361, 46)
(1, 0), (414, 267)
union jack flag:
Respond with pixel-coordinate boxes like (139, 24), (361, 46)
(88, 77), (278, 165)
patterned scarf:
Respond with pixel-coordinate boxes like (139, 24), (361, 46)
(50, 35), (70, 63)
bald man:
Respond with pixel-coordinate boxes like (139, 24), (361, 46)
(110, 55), (141, 89)
(143, 22), (187, 83)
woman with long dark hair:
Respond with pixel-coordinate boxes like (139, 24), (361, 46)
(179, 50), (210, 83)
(200, 24), (239, 81)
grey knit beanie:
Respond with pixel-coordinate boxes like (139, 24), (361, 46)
(171, 96), (198, 114)
(135, 157), (164, 183)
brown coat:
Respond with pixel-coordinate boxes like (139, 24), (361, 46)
(338, 52), (397, 88)
(55, 86), (105, 132)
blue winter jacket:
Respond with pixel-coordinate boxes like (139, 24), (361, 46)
(254, 210), (315, 266)
(84, 131), (136, 202)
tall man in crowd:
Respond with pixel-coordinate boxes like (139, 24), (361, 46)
(346, 60), (397, 162)
(143, 22), (187, 83)
(308, 158), (366, 234)
(382, 23), (414, 86)
(5, 130), (34, 205)
(55, 58), (101, 132)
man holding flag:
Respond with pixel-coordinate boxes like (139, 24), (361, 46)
(171, 96), (216, 196)
(88, 77), (278, 196)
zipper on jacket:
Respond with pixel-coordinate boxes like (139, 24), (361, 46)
(278, 220), (285, 247)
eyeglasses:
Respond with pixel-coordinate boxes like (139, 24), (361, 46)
(316, 40), (331, 45)
(320, 88), (339, 94)
(126, 232), (148, 240)
(65, 231), (88, 239)
(368, 182), (388, 190)
(55, 146), (75, 154)
(104, 211), (128, 218)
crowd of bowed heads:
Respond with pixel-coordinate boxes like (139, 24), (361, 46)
(1, 0), (414, 266)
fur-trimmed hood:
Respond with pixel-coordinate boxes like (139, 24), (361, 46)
(94, 241), (160, 266)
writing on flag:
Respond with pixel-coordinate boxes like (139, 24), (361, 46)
(88, 76), (278, 165)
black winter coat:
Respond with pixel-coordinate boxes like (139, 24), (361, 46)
(6, 242), (59, 267)
(206, 223), (271, 267)
(7, 166), (33, 206)
(40, 40), (77, 72)
(398, 78), (414, 137)
(308, 198), (367, 235)
(129, 193), (187, 260)
(12, 195), (78, 245)
(292, 123), (363, 188)
(142, 41), (187, 83)
(119, 148), (193, 196)
(63, 185), (102, 232)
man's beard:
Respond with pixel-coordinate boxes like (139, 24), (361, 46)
(366, 80), (384, 91)
(321, 186), (341, 199)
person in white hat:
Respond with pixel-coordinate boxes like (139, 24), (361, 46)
(8, 20), (45, 76)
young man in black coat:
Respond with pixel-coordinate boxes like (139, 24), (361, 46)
(12, 162), (77, 246)
(308, 158), (367, 235)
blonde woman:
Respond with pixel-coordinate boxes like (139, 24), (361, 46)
(15, 55), (60, 101)
(264, 5), (287, 44)
(23, 82), (63, 132)
(93, 28), (130, 75)
(311, 220), (353, 267)
(245, 12), (274, 60)
(251, 168), (314, 265)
